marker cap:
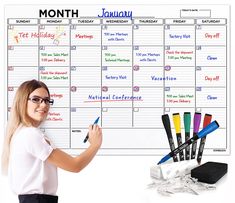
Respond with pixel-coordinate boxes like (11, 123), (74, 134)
(173, 113), (181, 134)
(193, 112), (201, 133)
(184, 112), (191, 133)
(197, 120), (219, 139)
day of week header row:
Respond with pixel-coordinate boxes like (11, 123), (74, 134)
(8, 18), (227, 25)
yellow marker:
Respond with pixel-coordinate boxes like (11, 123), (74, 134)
(172, 113), (184, 161)
(173, 113), (181, 134)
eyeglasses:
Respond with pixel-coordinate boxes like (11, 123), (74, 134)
(28, 96), (54, 106)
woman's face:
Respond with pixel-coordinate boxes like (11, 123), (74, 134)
(27, 87), (50, 126)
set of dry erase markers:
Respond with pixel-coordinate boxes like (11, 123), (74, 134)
(155, 112), (228, 185)
(159, 112), (215, 164)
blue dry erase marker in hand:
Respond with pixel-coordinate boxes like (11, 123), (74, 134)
(83, 117), (100, 143)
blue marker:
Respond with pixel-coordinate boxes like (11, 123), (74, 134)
(83, 117), (100, 143)
(157, 120), (219, 165)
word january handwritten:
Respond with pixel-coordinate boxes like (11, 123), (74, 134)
(98, 8), (133, 20)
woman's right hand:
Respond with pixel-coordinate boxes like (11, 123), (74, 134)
(88, 124), (102, 148)
(48, 124), (102, 173)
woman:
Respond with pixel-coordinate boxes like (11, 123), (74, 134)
(1, 79), (102, 203)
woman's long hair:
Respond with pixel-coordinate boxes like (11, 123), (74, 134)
(1, 79), (50, 175)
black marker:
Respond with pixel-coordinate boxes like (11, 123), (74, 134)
(162, 114), (178, 162)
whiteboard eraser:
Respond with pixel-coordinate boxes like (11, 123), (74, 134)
(191, 161), (228, 184)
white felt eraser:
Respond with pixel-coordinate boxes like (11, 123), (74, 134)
(150, 160), (199, 180)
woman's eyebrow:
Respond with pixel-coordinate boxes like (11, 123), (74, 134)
(31, 95), (50, 99)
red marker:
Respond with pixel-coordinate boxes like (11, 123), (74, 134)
(197, 114), (212, 164)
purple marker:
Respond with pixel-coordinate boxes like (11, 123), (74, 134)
(191, 112), (201, 159)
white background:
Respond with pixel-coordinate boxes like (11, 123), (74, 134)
(0, 0), (234, 203)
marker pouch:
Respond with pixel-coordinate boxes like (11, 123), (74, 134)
(151, 160), (199, 180)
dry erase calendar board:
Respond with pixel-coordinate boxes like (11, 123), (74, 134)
(5, 5), (230, 155)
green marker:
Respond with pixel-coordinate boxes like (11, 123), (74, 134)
(184, 112), (191, 160)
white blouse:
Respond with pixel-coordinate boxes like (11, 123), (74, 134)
(8, 126), (58, 195)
